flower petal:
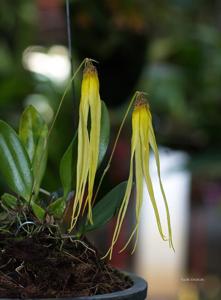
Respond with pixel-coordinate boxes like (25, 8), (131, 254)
(87, 69), (101, 223)
(140, 107), (167, 241)
(149, 123), (174, 250)
(120, 133), (143, 254)
(70, 69), (90, 230)
(105, 110), (140, 259)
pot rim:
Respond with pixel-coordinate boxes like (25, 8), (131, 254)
(1, 272), (147, 300)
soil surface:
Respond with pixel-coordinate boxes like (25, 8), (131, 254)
(0, 231), (132, 298)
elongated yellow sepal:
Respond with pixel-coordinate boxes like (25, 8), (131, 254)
(149, 123), (174, 250)
(86, 63), (101, 223)
(107, 92), (174, 259)
(70, 60), (101, 231)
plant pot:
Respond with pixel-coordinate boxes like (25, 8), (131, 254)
(1, 273), (147, 300)
(73, 273), (147, 300)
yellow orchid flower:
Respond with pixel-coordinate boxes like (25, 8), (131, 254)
(70, 60), (101, 230)
(107, 93), (174, 259)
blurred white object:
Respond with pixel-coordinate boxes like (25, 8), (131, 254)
(136, 148), (191, 299)
(23, 45), (71, 82)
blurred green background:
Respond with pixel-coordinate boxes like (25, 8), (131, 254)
(0, 0), (221, 299)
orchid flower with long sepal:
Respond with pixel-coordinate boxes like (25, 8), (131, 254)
(106, 92), (174, 259)
(69, 60), (101, 231)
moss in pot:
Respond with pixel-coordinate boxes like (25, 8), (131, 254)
(0, 59), (174, 299)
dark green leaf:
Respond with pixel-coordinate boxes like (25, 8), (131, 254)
(31, 202), (45, 221)
(19, 105), (48, 198)
(59, 133), (77, 200)
(47, 197), (66, 219)
(98, 101), (110, 165)
(1, 193), (17, 209)
(80, 181), (128, 233)
(0, 120), (33, 201)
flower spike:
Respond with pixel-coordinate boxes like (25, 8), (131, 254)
(70, 60), (101, 230)
(106, 92), (174, 259)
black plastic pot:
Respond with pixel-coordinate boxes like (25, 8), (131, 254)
(2, 273), (147, 300)
(73, 273), (147, 300)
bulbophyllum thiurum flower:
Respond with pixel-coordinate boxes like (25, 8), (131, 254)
(70, 59), (101, 230)
(106, 92), (174, 259)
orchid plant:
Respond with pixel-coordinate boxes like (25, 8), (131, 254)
(0, 59), (173, 260)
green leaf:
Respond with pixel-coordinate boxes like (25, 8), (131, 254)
(1, 193), (17, 209)
(0, 120), (33, 201)
(60, 133), (77, 200)
(80, 181), (128, 233)
(47, 197), (66, 219)
(19, 105), (48, 198)
(98, 101), (110, 165)
(31, 202), (45, 221)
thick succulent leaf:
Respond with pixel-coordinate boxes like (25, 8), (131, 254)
(31, 131), (48, 198)
(79, 181), (128, 233)
(98, 101), (110, 165)
(1, 193), (17, 209)
(19, 105), (48, 198)
(60, 133), (77, 200)
(19, 105), (45, 161)
(31, 202), (45, 221)
(0, 121), (33, 201)
(47, 197), (66, 219)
